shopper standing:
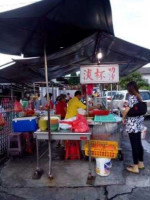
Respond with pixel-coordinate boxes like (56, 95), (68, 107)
(41, 93), (53, 110)
(56, 94), (67, 120)
(122, 81), (144, 173)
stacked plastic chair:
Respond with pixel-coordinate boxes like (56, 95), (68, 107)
(65, 140), (80, 160)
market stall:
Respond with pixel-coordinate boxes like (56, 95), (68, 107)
(31, 64), (123, 182)
(80, 64), (123, 176)
(9, 63), (123, 184)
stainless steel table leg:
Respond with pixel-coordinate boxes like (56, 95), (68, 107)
(86, 139), (95, 185)
(36, 137), (39, 170)
(32, 137), (43, 179)
(48, 138), (53, 179)
(88, 140), (92, 173)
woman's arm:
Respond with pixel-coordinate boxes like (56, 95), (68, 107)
(122, 107), (130, 124)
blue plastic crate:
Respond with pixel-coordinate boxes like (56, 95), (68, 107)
(12, 117), (38, 132)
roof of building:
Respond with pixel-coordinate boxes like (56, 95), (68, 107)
(138, 67), (150, 74)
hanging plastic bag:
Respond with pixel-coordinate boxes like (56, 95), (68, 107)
(72, 114), (89, 132)
(77, 108), (86, 115)
(0, 113), (5, 126)
(86, 84), (94, 95)
(141, 126), (147, 139)
(14, 100), (23, 112)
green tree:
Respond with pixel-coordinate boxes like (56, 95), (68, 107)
(119, 72), (149, 89)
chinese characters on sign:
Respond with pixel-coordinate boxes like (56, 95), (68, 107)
(80, 65), (119, 84)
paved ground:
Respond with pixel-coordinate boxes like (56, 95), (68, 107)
(0, 117), (150, 200)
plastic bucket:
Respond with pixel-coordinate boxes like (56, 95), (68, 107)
(39, 118), (48, 131)
(96, 158), (112, 176)
(50, 124), (59, 131)
(50, 117), (59, 125)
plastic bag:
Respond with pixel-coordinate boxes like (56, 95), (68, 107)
(24, 109), (35, 116)
(141, 126), (147, 139)
(72, 114), (89, 132)
(77, 108), (86, 115)
(0, 113), (5, 126)
(86, 84), (94, 95)
(14, 100), (23, 112)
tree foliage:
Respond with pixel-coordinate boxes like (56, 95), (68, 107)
(119, 72), (149, 89)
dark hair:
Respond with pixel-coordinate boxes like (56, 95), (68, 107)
(59, 94), (66, 101)
(56, 95), (60, 102)
(67, 93), (70, 95)
(126, 81), (139, 95)
(49, 93), (53, 98)
(74, 91), (81, 96)
(56, 94), (66, 102)
(45, 93), (53, 98)
(15, 97), (21, 101)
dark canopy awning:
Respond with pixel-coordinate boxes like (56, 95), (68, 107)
(0, 32), (150, 83)
(0, 0), (114, 57)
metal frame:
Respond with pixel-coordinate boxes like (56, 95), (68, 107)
(0, 96), (15, 162)
(33, 130), (92, 182)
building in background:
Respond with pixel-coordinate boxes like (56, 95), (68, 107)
(138, 67), (150, 84)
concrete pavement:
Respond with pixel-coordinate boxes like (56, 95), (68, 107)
(0, 117), (150, 199)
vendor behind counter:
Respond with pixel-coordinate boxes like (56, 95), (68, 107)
(65, 91), (101, 119)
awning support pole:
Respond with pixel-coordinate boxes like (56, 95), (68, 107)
(86, 85), (89, 115)
(111, 83), (113, 112)
(44, 46), (53, 180)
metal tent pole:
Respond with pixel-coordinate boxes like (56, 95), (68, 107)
(44, 47), (53, 179)
(86, 85), (89, 115)
(33, 83), (36, 95)
(111, 83), (113, 112)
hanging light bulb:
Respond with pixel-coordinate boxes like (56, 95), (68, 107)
(97, 49), (103, 64)
(97, 51), (103, 59)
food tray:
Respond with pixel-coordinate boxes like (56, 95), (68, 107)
(89, 110), (109, 117)
(94, 114), (116, 123)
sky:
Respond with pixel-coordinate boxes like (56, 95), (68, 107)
(0, 0), (150, 66)
(110, 0), (150, 49)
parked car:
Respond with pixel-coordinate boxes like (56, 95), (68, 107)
(104, 91), (117, 101)
(103, 91), (117, 109)
(112, 90), (150, 116)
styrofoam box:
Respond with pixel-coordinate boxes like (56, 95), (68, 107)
(12, 117), (38, 132)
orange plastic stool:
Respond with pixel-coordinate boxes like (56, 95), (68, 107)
(65, 140), (80, 160)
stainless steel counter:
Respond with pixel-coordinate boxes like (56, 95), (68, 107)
(34, 129), (91, 140)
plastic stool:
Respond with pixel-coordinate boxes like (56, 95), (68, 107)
(7, 133), (22, 156)
(65, 140), (80, 160)
(22, 132), (34, 154)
